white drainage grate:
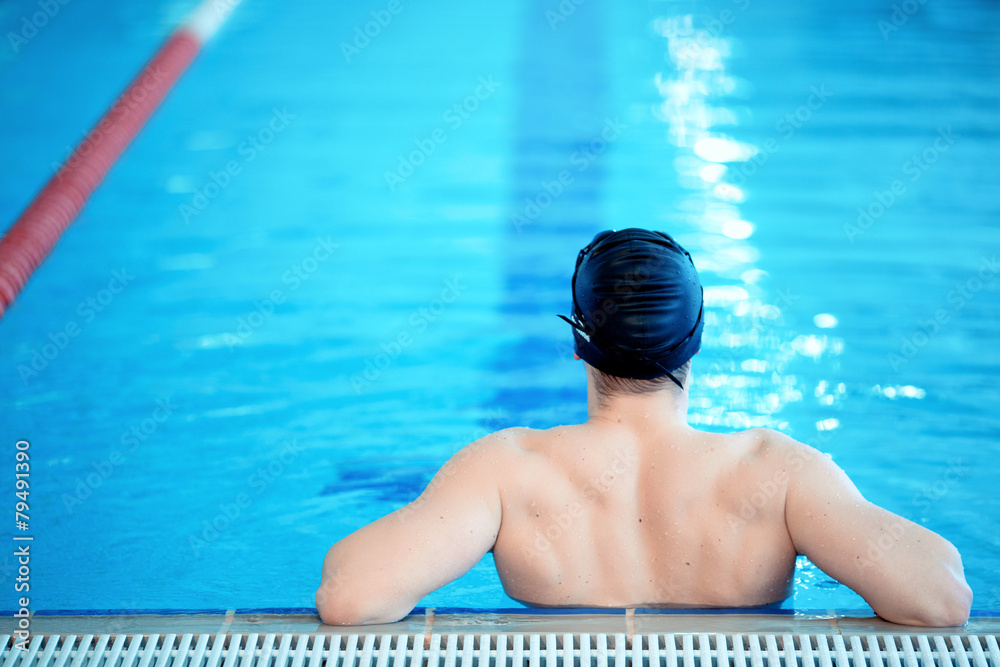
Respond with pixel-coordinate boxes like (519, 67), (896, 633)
(2, 632), (999, 667)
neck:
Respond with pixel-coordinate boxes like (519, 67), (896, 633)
(585, 372), (691, 430)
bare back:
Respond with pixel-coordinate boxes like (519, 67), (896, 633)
(491, 424), (797, 608)
(317, 416), (970, 626)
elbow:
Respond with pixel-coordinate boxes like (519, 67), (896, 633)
(316, 544), (415, 625)
(315, 582), (411, 626)
(315, 584), (355, 626)
(898, 592), (971, 627)
(316, 546), (388, 626)
(870, 539), (973, 627)
(921, 578), (972, 627)
(880, 560), (973, 627)
(923, 545), (973, 627)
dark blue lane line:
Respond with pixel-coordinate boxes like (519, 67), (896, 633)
(486, 0), (613, 426)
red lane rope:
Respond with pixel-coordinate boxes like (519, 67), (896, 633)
(0, 29), (203, 317)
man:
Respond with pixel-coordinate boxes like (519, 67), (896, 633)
(316, 228), (971, 627)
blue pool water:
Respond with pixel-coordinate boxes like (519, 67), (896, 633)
(1, 0), (998, 614)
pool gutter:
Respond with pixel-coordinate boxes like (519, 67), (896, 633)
(6, 610), (1000, 636)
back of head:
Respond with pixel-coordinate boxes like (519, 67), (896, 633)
(559, 228), (704, 391)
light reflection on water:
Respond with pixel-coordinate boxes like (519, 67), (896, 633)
(652, 11), (846, 435)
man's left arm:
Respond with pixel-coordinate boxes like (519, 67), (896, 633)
(315, 434), (508, 625)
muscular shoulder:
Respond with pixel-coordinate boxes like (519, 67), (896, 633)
(413, 428), (534, 510)
(459, 425), (580, 490)
(473, 425), (580, 455)
(445, 427), (537, 476)
(468, 426), (536, 454)
(711, 429), (822, 504)
(734, 428), (855, 510)
(740, 428), (824, 471)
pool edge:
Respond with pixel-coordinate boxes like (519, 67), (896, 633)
(4, 611), (999, 637)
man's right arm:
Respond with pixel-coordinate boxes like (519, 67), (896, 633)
(771, 430), (972, 626)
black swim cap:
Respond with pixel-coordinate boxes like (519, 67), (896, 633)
(558, 228), (704, 388)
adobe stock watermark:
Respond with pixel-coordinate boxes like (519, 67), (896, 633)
(554, 255), (669, 362)
(854, 459), (967, 575)
(727, 438), (815, 530)
(210, 0), (240, 21)
(726, 86), (833, 187)
(179, 108), (295, 223)
(315, 568), (352, 611)
(340, 0), (405, 63)
(47, 63), (169, 178)
(7, 0), (73, 54)
(16, 269), (134, 385)
(465, 409), (509, 444)
(522, 449), (638, 559)
(61, 397), (177, 515)
(877, 0), (928, 40)
(887, 256), (998, 371)
(49, 62), (171, 177)
(775, 86), (835, 138)
(702, 287), (799, 374)
(656, 0), (752, 65)
(844, 126), (959, 243)
(545, 0), (587, 30)
(384, 76), (501, 191)
(727, 427), (834, 530)
(913, 459), (967, 513)
(396, 409), (508, 523)
(350, 277), (466, 393)
(511, 117), (626, 232)
(223, 236), (339, 350)
(188, 439), (305, 556)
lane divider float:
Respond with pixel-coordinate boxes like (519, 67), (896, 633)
(0, 0), (242, 317)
